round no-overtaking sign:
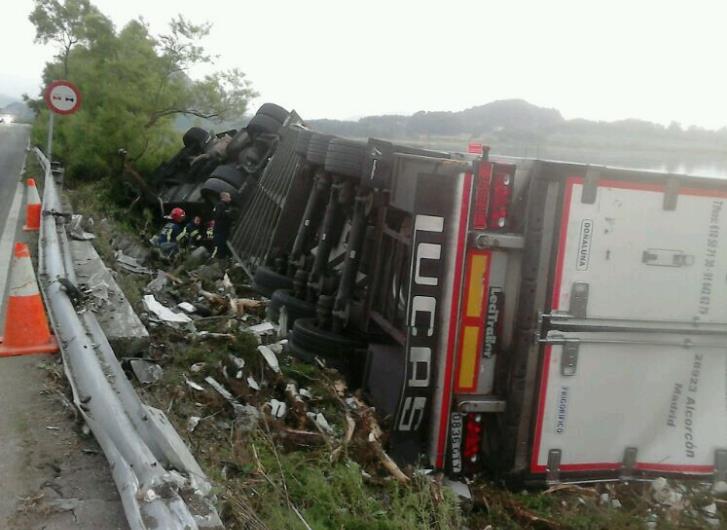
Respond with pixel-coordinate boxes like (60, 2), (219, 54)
(44, 80), (82, 115)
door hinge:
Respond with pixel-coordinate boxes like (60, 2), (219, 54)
(546, 449), (562, 483)
(569, 282), (589, 319)
(581, 166), (600, 204)
(561, 341), (579, 376)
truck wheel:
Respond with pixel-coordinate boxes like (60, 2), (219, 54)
(295, 129), (313, 157)
(200, 177), (240, 204)
(288, 318), (366, 357)
(182, 127), (210, 153)
(252, 266), (294, 298)
(287, 322), (367, 385)
(306, 133), (335, 165)
(210, 163), (244, 188)
(268, 289), (315, 326)
(288, 339), (352, 373)
(324, 138), (367, 179)
(256, 103), (289, 123)
(247, 113), (283, 136)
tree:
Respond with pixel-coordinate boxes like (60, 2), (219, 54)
(27, 1), (257, 182)
(29, 0), (112, 77)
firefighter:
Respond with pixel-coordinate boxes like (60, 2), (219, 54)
(181, 215), (205, 248)
(151, 207), (187, 258)
(211, 192), (236, 258)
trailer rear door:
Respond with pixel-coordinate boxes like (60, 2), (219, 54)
(551, 176), (727, 329)
(531, 330), (727, 476)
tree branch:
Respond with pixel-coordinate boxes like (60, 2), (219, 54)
(145, 108), (221, 128)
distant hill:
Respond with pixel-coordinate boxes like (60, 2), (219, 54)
(0, 94), (19, 107)
(308, 99), (564, 138)
(1, 100), (35, 122)
(306, 99), (727, 177)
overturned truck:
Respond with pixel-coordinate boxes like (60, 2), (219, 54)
(157, 106), (727, 485)
(135, 103), (302, 216)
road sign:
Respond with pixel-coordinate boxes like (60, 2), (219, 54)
(44, 80), (82, 115)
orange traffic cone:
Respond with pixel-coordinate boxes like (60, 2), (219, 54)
(0, 243), (58, 357)
(23, 178), (41, 232)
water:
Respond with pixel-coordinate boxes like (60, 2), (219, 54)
(498, 145), (727, 179)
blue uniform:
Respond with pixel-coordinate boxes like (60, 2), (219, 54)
(154, 221), (186, 257)
(182, 220), (205, 246)
(157, 221), (185, 244)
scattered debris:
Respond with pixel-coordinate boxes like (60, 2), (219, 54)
(115, 250), (153, 275)
(229, 298), (263, 316)
(257, 345), (280, 373)
(268, 399), (288, 419)
(178, 302), (196, 313)
(68, 214), (95, 240)
(190, 362), (207, 373)
(129, 359), (163, 384)
(205, 376), (236, 403)
(351, 395), (409, 483)
(248, 321), (276, 335)
(142, 294), (193, 325)
(247, 376), (260, 391)
(187, 416), (201, 432)
(701, 502), (720, 527)
(443, 479), (472, 501)
(713, 481), (727, 495)
(146, 271), (169, 293)
(268, 340), (285, 354)
(86, 278), (110, 307)
(235, 405), (260, 433)
(182, 246), (210, 270)
(46, 497), (81, 512)
(184, 376), (204, 392)
(228, 354), (245, 378)
(651, 477), (684, 507)
(303, 412), (331, 435)
(194, 331), (235, 340)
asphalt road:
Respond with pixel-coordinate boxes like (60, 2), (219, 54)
(0, 124), (28, 326)
(0, 123), (127, 529)
(0, 124), (27, 235)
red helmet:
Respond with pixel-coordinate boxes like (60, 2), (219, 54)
(170, 207), (186, 223)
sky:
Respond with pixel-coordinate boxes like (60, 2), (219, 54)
(2, 0), (727, 128)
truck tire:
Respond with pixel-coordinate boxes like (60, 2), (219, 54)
(268, 289), (315, 326)
(288, 320), (367, 385)
(306, 133), (335, 165)
(256, 103), (289, 123)
(288, 318), (366, 357)
(287, 340), (355, 377)
(295, 130), (313, 157)
(200, 177), (240, 204)
(247, 113), (283, 136)
(252, 266), (294, 298)
(324, 139), (367, 179)
(210, 163), (244, 188)
(182, 127), (210, 153)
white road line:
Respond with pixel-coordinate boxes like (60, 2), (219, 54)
(0, 183), (25, 306)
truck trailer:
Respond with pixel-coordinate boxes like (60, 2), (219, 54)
(229, 123), (727, 484)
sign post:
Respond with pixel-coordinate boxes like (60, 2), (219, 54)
(44, 80), (82, 162)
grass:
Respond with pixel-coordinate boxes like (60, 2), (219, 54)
(25, 149), (44, 185)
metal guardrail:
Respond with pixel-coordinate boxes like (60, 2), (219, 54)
(35, 148), (223, 529)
